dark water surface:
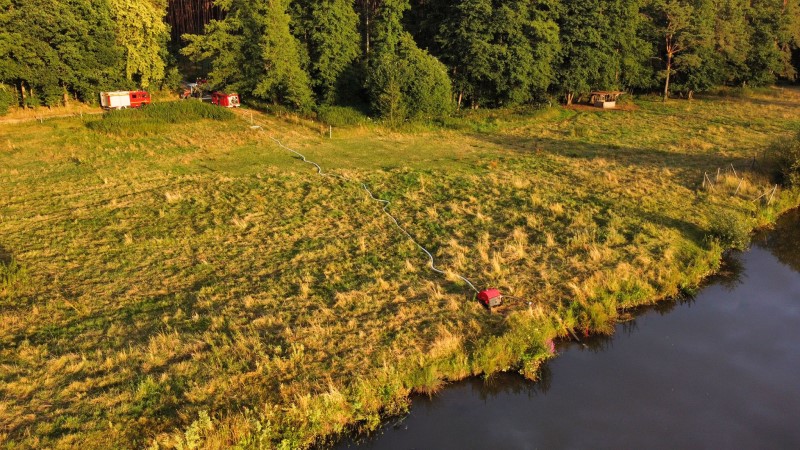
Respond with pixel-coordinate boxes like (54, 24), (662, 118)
(338, 209), (800, 450)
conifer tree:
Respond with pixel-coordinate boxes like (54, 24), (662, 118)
(183, 0), (314, 110)
(292, 0), (361, 104)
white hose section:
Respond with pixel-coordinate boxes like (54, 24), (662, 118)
(267, 134), (480, 294)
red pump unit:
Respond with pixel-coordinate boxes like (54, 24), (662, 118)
(211, 92), (240, 108)
(477, 288), (503, 307)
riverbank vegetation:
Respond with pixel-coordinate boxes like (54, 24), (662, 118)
(2, 89), (800, 448)
(773, 131), (800, 186)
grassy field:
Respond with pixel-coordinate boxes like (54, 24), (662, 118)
(1, 91), (799, 449)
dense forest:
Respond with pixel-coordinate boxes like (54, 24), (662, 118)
(1, 0), (800, 118)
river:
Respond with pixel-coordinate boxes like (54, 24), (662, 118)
(337, 209), (800, 449)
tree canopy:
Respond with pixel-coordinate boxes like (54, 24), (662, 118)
(2, 0), (800, 114)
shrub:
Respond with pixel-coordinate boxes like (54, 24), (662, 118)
(399, 34), (453, 120)
(367, 33), (453, 125)
(708, 210), (751, 251)
(162, 66), (184, 92)
(0, 84), (15, 116)
(316, 106), (369, 127)
(772, 132), (800, 187)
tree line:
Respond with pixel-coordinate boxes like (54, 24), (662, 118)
(2, 0), (800, 118)
(0, 0), (175, 113)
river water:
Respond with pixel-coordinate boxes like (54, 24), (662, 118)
(337, 209), (800, 449)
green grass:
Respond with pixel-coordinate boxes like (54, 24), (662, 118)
(87, 101), (234, 136)
(1, 89), (799, 449)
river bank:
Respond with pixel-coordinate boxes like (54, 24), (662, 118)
(337, 208), (800, 449)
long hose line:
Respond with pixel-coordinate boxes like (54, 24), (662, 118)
(266, 134), (480, 295)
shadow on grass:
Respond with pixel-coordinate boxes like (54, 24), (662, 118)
(473, 133), (756, 184)
(0, 244), (11, 265)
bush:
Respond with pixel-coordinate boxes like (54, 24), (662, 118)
(772, 132), (800, 187)
(87, 101), (235, 135)
(708, 210), (752, 251)
(0, 84), (15, 115)
(316, 106), (369, 127)
(399, 34), (453, 120)
(366, 33), (453, 125)
(162, 66), (184, 92)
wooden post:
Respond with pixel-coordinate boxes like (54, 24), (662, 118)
(329, 125), (332, 139)
(768, 185), (778, 205)
(730, 164), (737, 178)
(734, 178), (744, 196)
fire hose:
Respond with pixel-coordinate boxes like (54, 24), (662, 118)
(265, 134), (481, 295)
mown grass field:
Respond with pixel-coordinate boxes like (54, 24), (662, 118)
(1, 91), (799, 449)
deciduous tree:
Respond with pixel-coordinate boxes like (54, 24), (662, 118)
(647, 0), (694, 100)
(367, 0), (451, 122)
(109, 0), (170, 88)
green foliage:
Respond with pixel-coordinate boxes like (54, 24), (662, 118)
(162, 66), (184, 92)
(367, 0), (452, 123)
(557, 0), (654, 103)
(647, 0), (695, 99)
(0, 83), (14, 115)
(400, 36), (452, 119)
(249, 0), (314, 110)
(435, 0), (560, 108)
(0, 0), (126, 106)
(708, 209), (752, 251)
(109, 0), (169, 89)
(86, 101), (234, 135)
(316, 105), (369, 126)
(744, 0), (799, 85)
(293, 0), (361, 104)
(772, 132), (800, 187)
(183, 0), (314, 111)
(2, 0), (800, 112)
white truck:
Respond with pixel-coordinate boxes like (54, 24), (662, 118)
(99, 91), (151, 110)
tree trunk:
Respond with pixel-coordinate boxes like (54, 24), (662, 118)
(20, 82), (27, 107)
(566, 92), (574, 106)
(365, 15), (370, 54)
(663, 53), (672, 102)
(688, 90), (694, 100)
(457, 90), (463, 110)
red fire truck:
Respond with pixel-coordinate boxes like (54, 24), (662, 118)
(100, 91), (151, 110)
(211, 92), (240, 108)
